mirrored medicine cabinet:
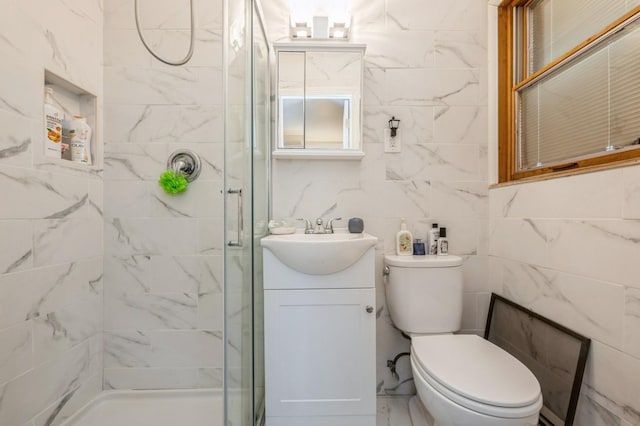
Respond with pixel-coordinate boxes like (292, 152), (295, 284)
(273, 42), (366, 160)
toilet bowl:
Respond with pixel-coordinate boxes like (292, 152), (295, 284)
(383, 255), (542, 426)
(411, 335), (542, 426)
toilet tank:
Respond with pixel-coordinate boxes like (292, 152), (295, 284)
(384, 255), (463, 335)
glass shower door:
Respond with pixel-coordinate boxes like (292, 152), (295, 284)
(224, 0), (269, 424)
(251, 2), (269, 424)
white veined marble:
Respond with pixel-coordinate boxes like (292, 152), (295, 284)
(376, 396), (418, 426)
(103, 104), (223, 144)
(0, 109), (34, 168)
(103, 330), (222, 368)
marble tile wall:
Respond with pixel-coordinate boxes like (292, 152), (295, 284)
(0, 0), (104, 424)
(262, 0), (491, 396)
(102, 0), (225, 391)
(489, 166), (640, 426)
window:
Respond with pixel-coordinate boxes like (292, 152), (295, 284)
(498, 0), (640, 183)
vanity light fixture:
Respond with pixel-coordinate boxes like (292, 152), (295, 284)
(289, 16), (351, 40)
(329, 21), (350, 39)
(388, 116), (401, 137)
(290, 20), (312, 38)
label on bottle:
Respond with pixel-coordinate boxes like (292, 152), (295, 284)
(437, 239), (448, 255)
(428, 241), (438, 255)
(398, 232), (412, 254)
(46, 113), (63, 143)
(45, 107), (63, 158)
(428, 230), (440, 255)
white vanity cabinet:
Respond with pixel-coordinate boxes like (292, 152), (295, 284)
(263, 244), (376, 426)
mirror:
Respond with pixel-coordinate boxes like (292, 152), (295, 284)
(274, 43), (366, 159)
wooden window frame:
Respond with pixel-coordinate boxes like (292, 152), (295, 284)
(498, 0), (640, 183)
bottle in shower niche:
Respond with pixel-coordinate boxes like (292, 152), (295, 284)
(63, 115), (92, 165)
(427, 223), (439, 255)
(396, 218), (413, 256)
(437, 227), (449, 256)
(43, 87), (64, 159)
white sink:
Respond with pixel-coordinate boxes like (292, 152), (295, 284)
(261, 231), (378, 275)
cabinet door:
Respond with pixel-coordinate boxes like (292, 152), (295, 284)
(264, 288), (376, 418)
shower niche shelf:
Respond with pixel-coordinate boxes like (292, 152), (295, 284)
(40, 70), (100, 170)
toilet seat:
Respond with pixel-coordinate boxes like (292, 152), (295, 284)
(411, 334), (542, 419)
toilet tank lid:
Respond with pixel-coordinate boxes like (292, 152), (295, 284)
(384, 255), (462, 268)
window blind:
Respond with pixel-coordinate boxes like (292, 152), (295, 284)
(528, 0), (631, 74)
(517, 17), (640, 171)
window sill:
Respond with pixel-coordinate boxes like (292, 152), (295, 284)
(490, 156), (640, 189)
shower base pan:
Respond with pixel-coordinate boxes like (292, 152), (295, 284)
(61, 389), (222, 426)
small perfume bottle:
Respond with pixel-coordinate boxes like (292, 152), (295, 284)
(437, 227), (449, 256)
(413, 239), (426, 255)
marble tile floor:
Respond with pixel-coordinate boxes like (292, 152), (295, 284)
(377, 395), (429, 426)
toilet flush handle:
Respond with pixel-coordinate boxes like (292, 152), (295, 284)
(383, 266), (390, 276)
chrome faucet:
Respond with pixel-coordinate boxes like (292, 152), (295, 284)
(313, 218), (325, 234)
(297, 217), (342, 234)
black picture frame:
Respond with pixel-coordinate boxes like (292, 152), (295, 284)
(484, 293), (591, 426)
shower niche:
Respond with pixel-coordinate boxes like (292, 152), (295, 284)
(41, 70), (99, 169)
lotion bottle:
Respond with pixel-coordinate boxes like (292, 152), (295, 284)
(64, 115), (92, 165)
(396, 218), (413, 256)
(437, 227), (449, 256)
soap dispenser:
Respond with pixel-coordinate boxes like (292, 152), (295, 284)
(396, 218), (413, 256)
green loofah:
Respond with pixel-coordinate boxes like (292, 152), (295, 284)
(159, 170), (189, 195)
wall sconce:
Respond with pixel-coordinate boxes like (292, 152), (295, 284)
(388, 116), (401, 137)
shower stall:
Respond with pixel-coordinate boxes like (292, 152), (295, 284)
(0, 0), (268, 424)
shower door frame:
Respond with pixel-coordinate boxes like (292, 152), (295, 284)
(223, 0), (270, 424)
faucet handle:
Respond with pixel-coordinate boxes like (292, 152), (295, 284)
(325, 217), (342, 233)
(296, 218), (312, 234)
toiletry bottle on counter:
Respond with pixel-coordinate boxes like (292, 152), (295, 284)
(43, 87), (64, 159)
(437, 227), (449, 256)
(396, 218), (413, 256)
(413, 239), (426, 255)
(63, 115), (92, 165)
(428, 223), (439, 255)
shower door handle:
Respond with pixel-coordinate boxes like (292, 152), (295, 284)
(227, 188), (243, 247)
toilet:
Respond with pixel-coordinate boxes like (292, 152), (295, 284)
(384, 255), (543, 426)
